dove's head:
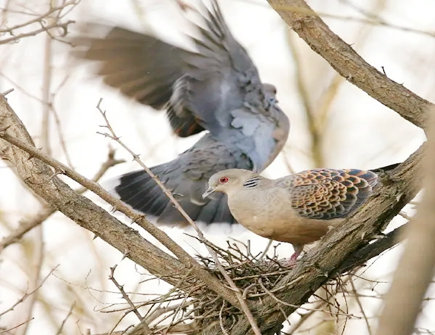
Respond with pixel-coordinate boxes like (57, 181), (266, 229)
(202, 169), (259, 199)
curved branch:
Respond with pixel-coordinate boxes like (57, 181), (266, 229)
(268, 0), (433, 129)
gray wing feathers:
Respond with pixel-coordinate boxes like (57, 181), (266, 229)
(182, 2), (264, 134)
(76, 27), (188, 110)
(115, 136), (252, 225)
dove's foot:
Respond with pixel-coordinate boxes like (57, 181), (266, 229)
(279, 250), (302, 268)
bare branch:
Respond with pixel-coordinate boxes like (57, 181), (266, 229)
(0, 0), (79, 44)
(0, 206), (53, 251)
(54, 302), (75, 335)
(0, 266), (58, 318)
(0, 1), (78, 33)
(349, 276), (372, 335)
(0, 20), (75, 45)
(108, 265), (150, 334)
(331, 224), (406, 277)
(0, 148), (123, 251)
(0, 318), (34, 334)
(268, 0), (434, 130)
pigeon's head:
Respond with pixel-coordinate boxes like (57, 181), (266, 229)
(202, 169), (259, 198)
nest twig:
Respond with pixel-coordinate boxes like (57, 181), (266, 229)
(102, 238), (350, 335)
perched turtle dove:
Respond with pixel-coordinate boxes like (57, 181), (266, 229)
(203, 167), (386, 263)
(74, 1), (289, 226)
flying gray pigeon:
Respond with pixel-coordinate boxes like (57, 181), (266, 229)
(74, 1), (290, 226)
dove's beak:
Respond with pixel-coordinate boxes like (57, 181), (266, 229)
(202, 187), (215, 199)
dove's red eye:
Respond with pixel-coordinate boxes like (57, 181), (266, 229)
(219, 177), (229, 184)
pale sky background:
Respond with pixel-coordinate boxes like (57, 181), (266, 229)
(0, 0), (434, 334)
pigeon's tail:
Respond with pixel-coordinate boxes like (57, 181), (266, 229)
(370, 162), (400, 174)
(111, 167), (236, 226)
(113, 169), (168, 218)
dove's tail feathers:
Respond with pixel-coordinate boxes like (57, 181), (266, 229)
(114, 169), (169, 217)
(370, 162), (400, 174)
(111, 168), (236, 226)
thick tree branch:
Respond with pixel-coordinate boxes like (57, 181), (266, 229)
(332, 224), (406, 277)
(0, 95), (239, 309)
(268, 0), (434, 130)
(0, 148), (123, 251)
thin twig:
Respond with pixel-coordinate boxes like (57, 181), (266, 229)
(287, 300), (327, 333)
(55, 302), (75, 335)
(96, 99), (261, 334)
(0, 88), (14, 96)
(108, 265), (150, 334)
(0, 20), (75, 45)
(0, 266), (58, 317)
(0, 318), (34, 334)
(0, 0), (78, 33)
(219, 301), (230, 335)
(258, 239), (274, 260)
(349, 275), (373, 335)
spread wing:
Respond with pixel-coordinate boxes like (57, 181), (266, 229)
(73, 1), (288, 146)
(279, 169), (378, 220)
(73, 25), (204, 137)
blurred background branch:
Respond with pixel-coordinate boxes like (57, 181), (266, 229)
(0, 0), (78, 45)
(375, 106), (435, 335)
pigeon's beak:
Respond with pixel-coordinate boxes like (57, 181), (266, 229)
(202, 187), (215, 199)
